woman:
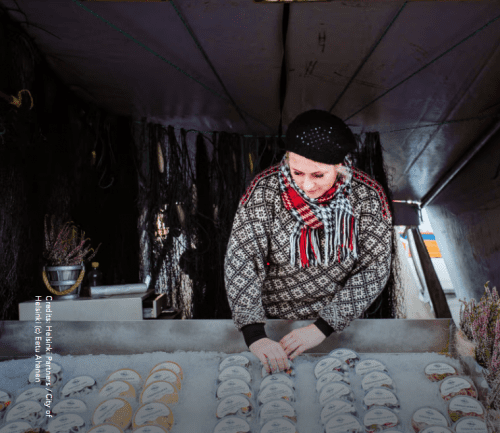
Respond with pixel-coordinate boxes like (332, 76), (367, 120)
(224, 110), (393, 373)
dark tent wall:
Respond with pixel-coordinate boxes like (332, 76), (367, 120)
(0, 10), (139, 319)
(6, 0), (499, 321)
(426, 127), (500, 303)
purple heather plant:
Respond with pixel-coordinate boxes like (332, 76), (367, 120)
(459, 281), (500, 410)
(43, 214), (101, 266)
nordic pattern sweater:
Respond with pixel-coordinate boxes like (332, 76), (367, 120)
(224, 163), (393, 342)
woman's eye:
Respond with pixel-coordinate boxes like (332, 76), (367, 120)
(293, 171), (324, 178)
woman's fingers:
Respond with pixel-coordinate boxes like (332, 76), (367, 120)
(268, 352), (279, 373)
(283, 339), (301, 357)
(261, 355), (271, 373)
(288, 344), (303, 360)
(272, 348), (288, 371)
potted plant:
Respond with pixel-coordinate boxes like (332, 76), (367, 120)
(42, 215), (101, 299)
(458, 281), (500, 424)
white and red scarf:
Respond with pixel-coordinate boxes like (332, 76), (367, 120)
(279, 154), (359, 268)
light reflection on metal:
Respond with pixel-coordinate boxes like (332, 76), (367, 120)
(176, 202), (186, 229)
(157, 141), (165, 173)
(393, 200), (421, 205)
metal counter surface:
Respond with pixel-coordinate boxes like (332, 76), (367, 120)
(0, 319), (454, 359)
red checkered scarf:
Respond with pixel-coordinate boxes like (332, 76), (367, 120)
(279, 155), (359, 268)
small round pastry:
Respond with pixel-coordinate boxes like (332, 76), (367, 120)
(314, 357), (344, 379)
(0, 422), (34, 433)
(363, 388), (400, 410)
(216, 379), (253, 400)
(259, 400), (297, 425)
(424, 363), (458, 382)
(260, 373), (295, 392)
(363, 408), (400, 433)
(355, 360), (387, 376)
(258, 383), (294, 405)
(216, 394), (253, 419)
(140, 381), (178, 406)
(98, 380), (136, 400)
(316, 372), (349, 393)
(60, 376), (98, 399)
(93, 398), (133, 430)
(0, 390), (13, 418)
(324, 414), (363, 433)
(46, 413), (86, 433)
(52, 399), (88, 415)
(411, 407), (449, 433)
(150, 362), (183, 380)
(439, 376), (477, 401)
(328, 349), (360, 368)
(319, 383), (354, 406)
(132, 402), (173, 432)
(106, 370), (142, 388)
(320, 399), (357, 425)
(219, 355), (251, 372)
(145, 370), (181, 391)
(16, 387), (46, 404)
(260, 418), (297, 433)
(5, 401), (45, 427)
(447, 395), (485, 422)
(28, 363), (63, 387)
(453, 417), (488, 433)
(218, 366), (252, 384)
(361, 372), (395, 392)
(213, 416), (251, 433)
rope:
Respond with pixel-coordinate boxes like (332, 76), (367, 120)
(170, 0), (251, 131)
(42, 268), (85, 296)
(329, 1), (408, 114)
(345, 12), (500, 121)
(70, 0), (272, 133)
(0, 89), (34, 109)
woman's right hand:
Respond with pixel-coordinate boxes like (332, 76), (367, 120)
(249, 338), (290, 374)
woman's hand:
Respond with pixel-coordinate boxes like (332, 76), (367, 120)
(249, 338), (291, 374)
(279, 324), (326, 360)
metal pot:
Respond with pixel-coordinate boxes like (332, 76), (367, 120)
(44, 264), (84, 300)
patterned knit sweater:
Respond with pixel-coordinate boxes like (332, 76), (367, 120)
(224, 163), (393, 336)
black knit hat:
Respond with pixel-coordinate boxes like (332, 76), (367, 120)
(285, 110), (357, 165)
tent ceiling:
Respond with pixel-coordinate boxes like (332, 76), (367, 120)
(2, 0), (500, 201)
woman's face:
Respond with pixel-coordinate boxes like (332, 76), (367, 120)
(288, 152), (339, 199)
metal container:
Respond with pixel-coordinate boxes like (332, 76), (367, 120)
(44, 264), (84, 300)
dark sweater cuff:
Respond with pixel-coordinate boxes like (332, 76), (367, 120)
(314, 317), (334, 337)
(241, 323), (267, 348)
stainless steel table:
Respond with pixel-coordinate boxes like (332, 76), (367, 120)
(0, 319), (490, 404)
(0, 318), (454, 357)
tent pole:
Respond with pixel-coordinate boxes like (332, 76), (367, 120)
(421, 119), (500, 208)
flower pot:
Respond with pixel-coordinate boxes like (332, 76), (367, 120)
(455, 328), (476, 359)
(43, 264), (85, 300)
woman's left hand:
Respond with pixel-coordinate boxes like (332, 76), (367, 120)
(279, 324), (326, 360)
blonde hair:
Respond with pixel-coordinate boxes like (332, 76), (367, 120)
(285, 151), (351, 183)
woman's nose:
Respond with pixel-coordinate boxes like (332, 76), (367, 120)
(303, 178), (315, 188)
